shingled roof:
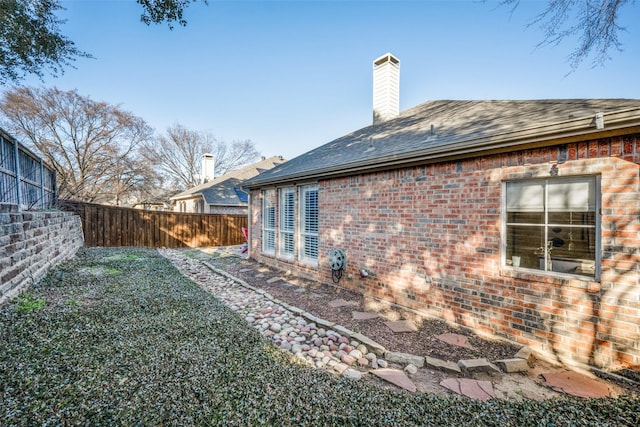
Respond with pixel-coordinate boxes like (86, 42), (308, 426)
(171, 156), (286, 206)
(245, 99), (640, 188)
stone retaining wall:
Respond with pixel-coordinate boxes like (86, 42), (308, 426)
(0, 204), (84, 304)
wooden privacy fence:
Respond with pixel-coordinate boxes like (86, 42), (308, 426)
(61, 200), (247, 248)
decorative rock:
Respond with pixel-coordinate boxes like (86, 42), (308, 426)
(351, 333), (386, 356)
(404, 364), (418, 375)
(356, 344), (368, 355)
(385, 351), (425, 368)
(495, 358), (530, 373)
(348, 349), (363, 359)
(280, 341), (291, 351)
(377, 359), (388, 368)
(269, 323), (282, 333)
(341, 354), (356, 366)
(342, 368), (362, 380)
(333, 363), (348, 374)
(357, 358), (369, 367)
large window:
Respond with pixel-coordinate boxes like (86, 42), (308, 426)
(279, 187), (295, 258)
(299, 185), (319, 264)
(262, 189), (276, 255)
(504, 176), (599, 278)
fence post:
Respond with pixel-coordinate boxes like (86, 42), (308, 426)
(13, 137), (22, 209)
(39, 158), (45, 209)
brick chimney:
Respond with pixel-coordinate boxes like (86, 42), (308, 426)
(373, 53), (400, 124)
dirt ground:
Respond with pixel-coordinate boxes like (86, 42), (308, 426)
(188, 248), (638, 401)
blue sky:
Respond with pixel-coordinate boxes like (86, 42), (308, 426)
(21, 0), (640, 160)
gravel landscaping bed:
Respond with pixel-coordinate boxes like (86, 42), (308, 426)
(1, 247), (639, 426)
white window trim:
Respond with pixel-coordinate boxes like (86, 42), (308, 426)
(278, 187), (295, 259)
(262, 189), (276, 255)
(501, 175), (601, 280)
(298, 184), (319, 265)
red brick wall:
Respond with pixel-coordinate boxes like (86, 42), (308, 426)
(250, 134), (640, 370)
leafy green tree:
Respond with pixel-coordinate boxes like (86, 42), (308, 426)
(137, 0), (208, 28)
(0, 0), (89, 83)
(0, 0), (207, 84)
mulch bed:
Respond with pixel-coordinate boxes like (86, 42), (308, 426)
(208, 256), (521, 363)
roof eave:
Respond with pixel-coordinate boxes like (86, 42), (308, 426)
(246, 109), (640, 189)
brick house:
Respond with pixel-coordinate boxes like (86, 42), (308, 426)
(244, 53), (640, 371)
(171, 156), (285, 214)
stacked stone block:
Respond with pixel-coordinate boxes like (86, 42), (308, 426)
(0, 204), (84, 304)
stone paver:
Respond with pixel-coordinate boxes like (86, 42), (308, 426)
(352, 311), (379, 320)
(542, 371), (613, 398)
(370, 368), (417, 392)
(436, 333), (475, 349)
(440, 378), (495, 401)
(328, 298), (358, 308)
(384, 320), (418, 333)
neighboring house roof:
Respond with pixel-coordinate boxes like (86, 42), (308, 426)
(245, 99), (640, 188)
(171, 156), (286, 205)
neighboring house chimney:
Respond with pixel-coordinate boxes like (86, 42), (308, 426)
(201, 153), (215, 183)
(373, 52), (400, 124)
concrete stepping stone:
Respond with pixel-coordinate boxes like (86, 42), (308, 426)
(328, 298), (358, 308)
(384, 320), (418, 333)
(440, 378), (494, 401)
(370, 368), (417, 392)
(436, 333), (474, 349)
(542, 371), (612, 398)
(352, 311), (379, 320)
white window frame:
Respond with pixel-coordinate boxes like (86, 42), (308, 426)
(262, 189), (276, 255)
(278, 187), (295, 259)
(502, 175), (600, 280)
(299, 184), (319, 265)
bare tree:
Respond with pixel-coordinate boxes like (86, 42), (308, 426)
(499, 0), (633, 69)
(142, 124), (260, 191)
(0, 86), (156, 203)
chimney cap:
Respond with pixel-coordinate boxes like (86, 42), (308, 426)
(373, 52), (400, 67)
